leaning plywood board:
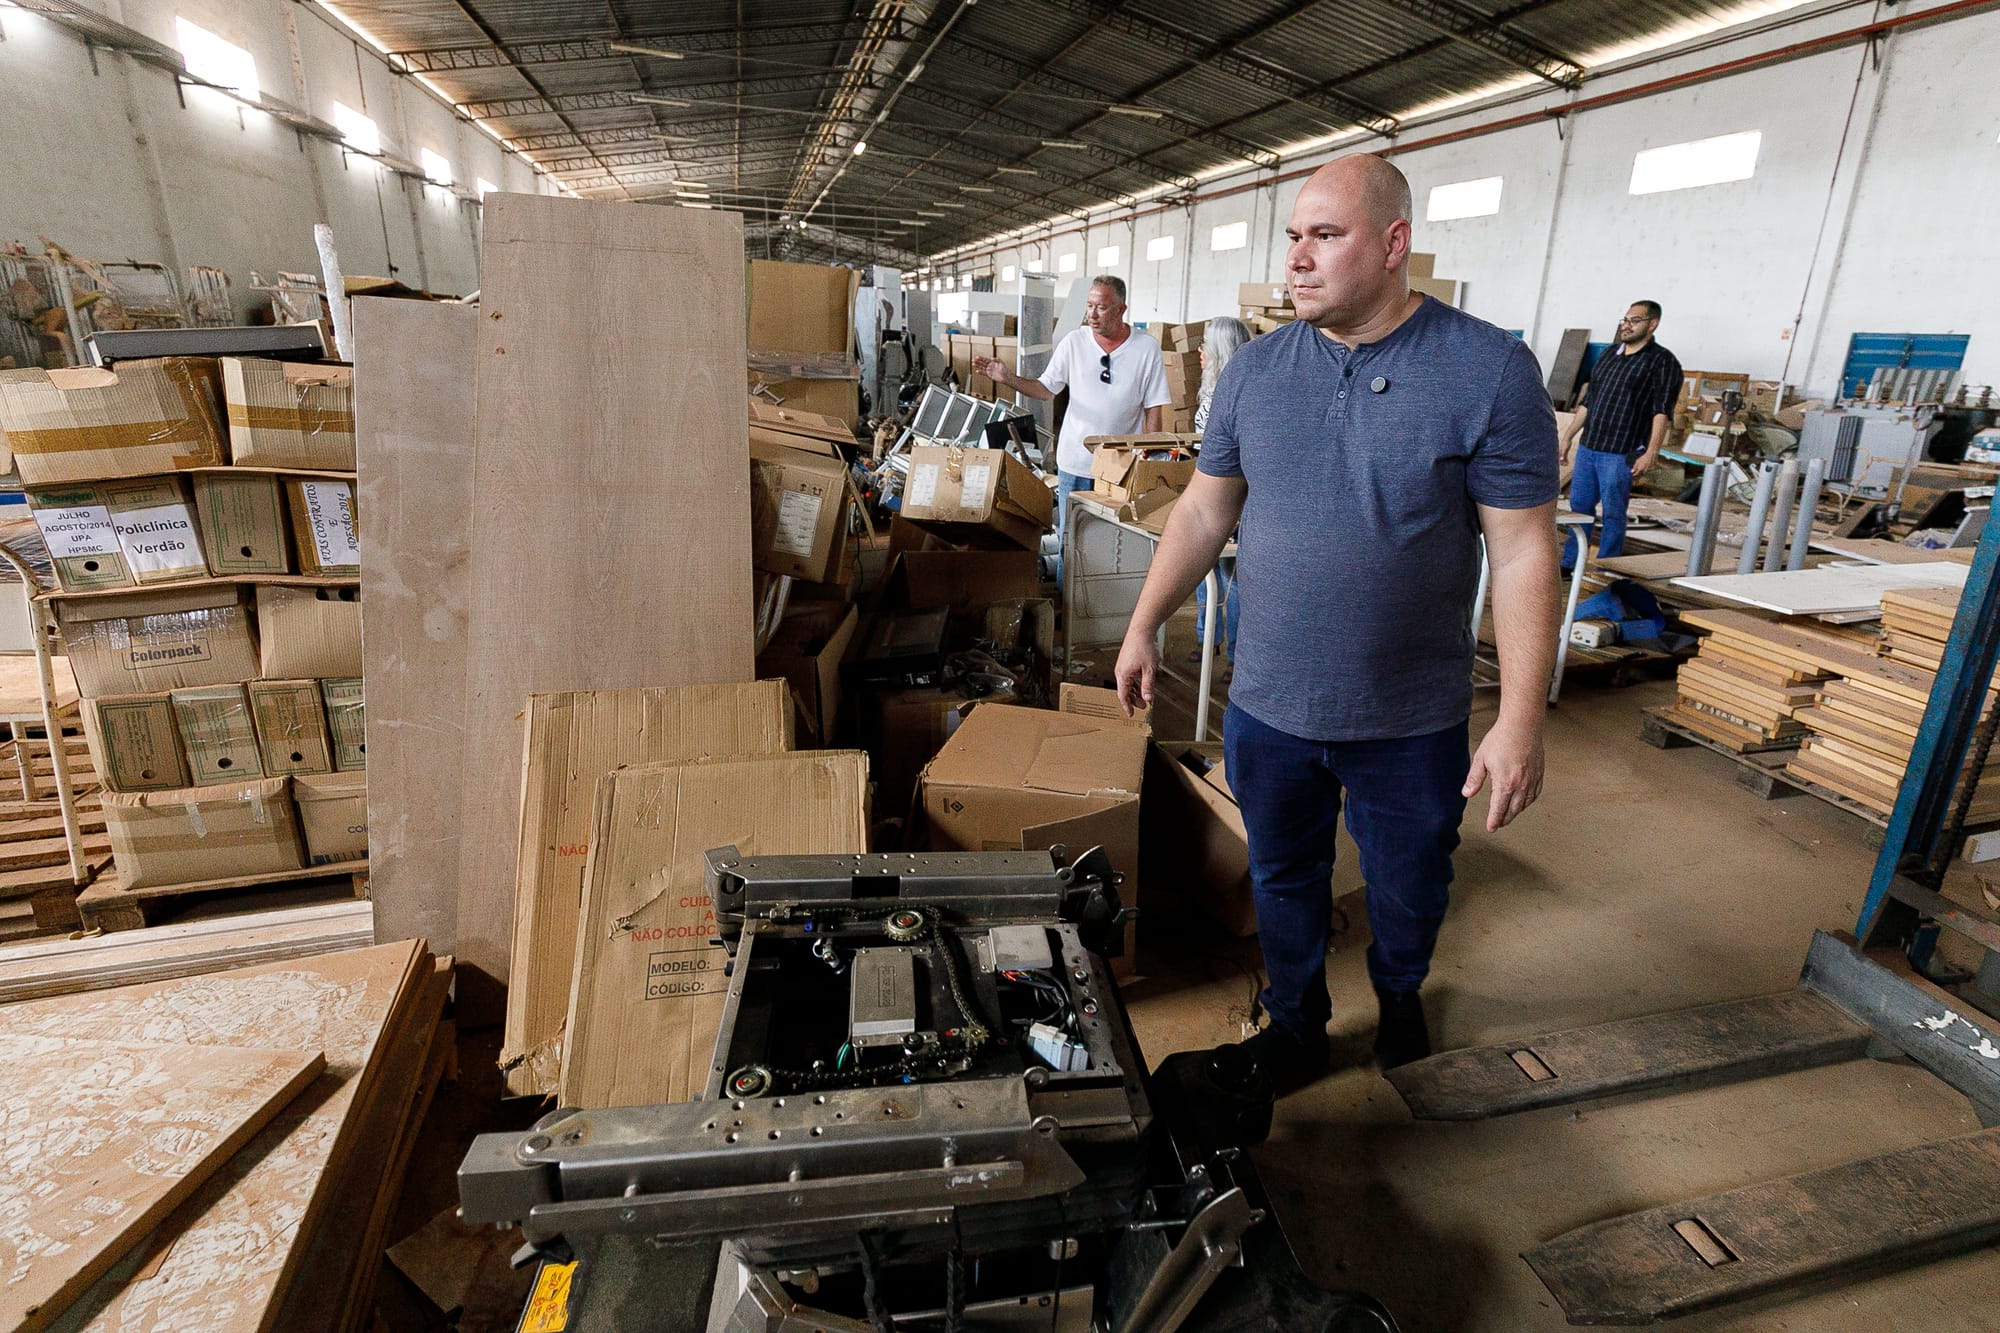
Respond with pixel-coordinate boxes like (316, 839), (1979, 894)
(501, 680), (794, 1098)
(457, 194), (755, 1009)
(11, 940), (429, 1331)
(355, 298), (478, 962)
(560, 751), (868, 1109)
(1671, 561), (1968, 615)
(0, 1036), (323, 1333)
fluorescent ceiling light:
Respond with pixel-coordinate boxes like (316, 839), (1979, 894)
(1108, 105), (1164, 119)
(681, 201), (712, 208)
(994, 167), (1037, 176)
(935, 201), (968, 209)
(1046, 140), (1089, 150)
(958, 185), (995, 193)
(630, 94), (691, 107)
(918, 210), (946, 217)
(607, 41), (685, 59)
(852, 140), (867, 156)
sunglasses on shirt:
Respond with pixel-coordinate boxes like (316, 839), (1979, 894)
(1099, 352), (1112, 384)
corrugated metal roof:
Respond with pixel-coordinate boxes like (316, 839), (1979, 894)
(321, 0), (1799, 260)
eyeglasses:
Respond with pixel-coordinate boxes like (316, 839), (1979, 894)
(1099, 353), (1113, 385)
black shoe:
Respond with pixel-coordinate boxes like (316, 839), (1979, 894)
(1235, 1022), (1330, 1094)
(1372, 987), (1431, 1070)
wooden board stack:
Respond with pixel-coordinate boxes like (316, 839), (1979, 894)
(0, 938), (448, 1331)
(1668, 618), (1831, 752)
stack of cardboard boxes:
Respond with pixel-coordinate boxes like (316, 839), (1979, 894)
(1087, 433), (1200, 533)
(1155, 321), (1204, 433)
(944, 328), (1020, 402)
(0, 355), (368, 895)
(1238, 281), (1296, 336)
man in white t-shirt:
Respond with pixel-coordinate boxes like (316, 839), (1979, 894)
(976, 275), (1170, 570)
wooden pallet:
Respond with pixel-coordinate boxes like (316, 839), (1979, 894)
(1639, 706), (1895, 842)
(76, 859), (371, 932)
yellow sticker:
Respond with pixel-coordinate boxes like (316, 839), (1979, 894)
(519, 1260), (577, 1333)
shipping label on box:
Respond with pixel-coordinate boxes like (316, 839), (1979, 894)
(255, 585), (362, 680)
(221, 358), (356, 469)
(0, 357), (227, 486)
(104, 476), (206, 585)
(100, 775), (305, 889)
(322, 677), (365, 770)
(56, 587), (259, 698)
(750, 438), (850, 582)
(26, 483), (134, 592)
(171, 683), (263, 784)
(247, 678), (333, 775)
(81, 693), (189, 792)
(194, 471), (291, 575)
(285, 477), (361, 576)
(294, 770), (367, 865)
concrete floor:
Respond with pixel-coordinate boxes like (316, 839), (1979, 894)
(1113, 650), (2000, 1333)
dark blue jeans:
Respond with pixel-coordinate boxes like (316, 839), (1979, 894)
(1565, 445), (1634, 564)
(1223, 703), (1469, 1042)
(1054, 470), (1093, 585)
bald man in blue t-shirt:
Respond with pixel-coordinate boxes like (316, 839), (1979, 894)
(1115, 154), (1560, 1088)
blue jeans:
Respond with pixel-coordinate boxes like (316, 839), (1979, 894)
(1223, 703), (1469, 1042)
(1193, 558), (1239, 660)
(1054, 470), (1092, 585)
(1565, 446), (1634, 564)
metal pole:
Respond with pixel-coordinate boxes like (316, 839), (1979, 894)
(1196, 568), (1218, 741)
(0, 545), (87, 887)
(1763, 459), (1800, 573)
(314, 223), (355, 362)
(1686, 461), (1726, 577)
(1788, 457), (1827, 571)
(1737, 461), (1779, 575)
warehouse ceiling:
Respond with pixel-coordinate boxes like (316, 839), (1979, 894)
(339, 0), (1774, 267)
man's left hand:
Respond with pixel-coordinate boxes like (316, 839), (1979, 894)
(1632, 450), (1658, 477)
(1462, 716), (1545, 832)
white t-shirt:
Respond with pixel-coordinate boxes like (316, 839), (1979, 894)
(1038, 326), (1172, 477)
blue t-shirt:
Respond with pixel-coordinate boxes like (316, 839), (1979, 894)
(1197, 296), (1557, 742)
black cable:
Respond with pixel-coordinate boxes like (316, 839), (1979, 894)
(857, 1231), (894, 1333)
(944, 1213), (966, 1333)
(1048, 1201), (1067, 1332)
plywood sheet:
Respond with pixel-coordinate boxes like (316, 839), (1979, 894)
(560, 751), (867, 1109)
(501, 681), (793, 1098)
(457, 194), (755, 1003)
(0, 655), (78, 717)
(0, 1036), (322, 1332)
(354, 299), (479, 961)
(13, 940), (427, 1331)
(1671, 562), (1968, 615)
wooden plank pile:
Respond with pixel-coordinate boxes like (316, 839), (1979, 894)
(1667, 613), (1833, 752)
(0, 937), (448, 1331)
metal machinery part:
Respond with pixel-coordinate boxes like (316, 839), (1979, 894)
(462, 847), (1399, 1333)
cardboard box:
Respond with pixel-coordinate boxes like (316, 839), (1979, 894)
(56, 586), (259, 698)
(26, 482), (134, 592)
(0, 357), (227, 485)
(560, 751), (869, 1108)
(750, 436), (851, 582)
(900, 445), (1054, 551)
(859, 684), (978, 819)
(97, 476), (207, 586)
(1409, 275), (1461, 306)
(171, 683), (264, 784)
(748, 396), (853, 452)
(1090, 439), (1198, 521)
(247, 678), (333, 775)
(750, 375), (858, 425)
(1238, 282), (1289, 308)
(881, 547), (1043, 627)
(255, 585), (361, 680)
(967, 335), (997, 399)
(293, 770), (367, 865)
(193, 470), (291, 575)
(1146, 741), (1255, 935)
(756, 602), (859, 745)
(1409, 251), (1437, 279)
(221, 358), (356, 469)
(1160, 321), (1206, 352)
(81, 693), (189, 792)
(748, 260), (858, 357)
(502, 680), (796, 1097)
(918, 704), (1146, 942)
(321, 677), (365, 770)
(100, 775), (306, 889)
(284, 477), (360, 576)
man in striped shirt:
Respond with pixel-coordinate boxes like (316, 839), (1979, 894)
(1558, 301), (1682, 563)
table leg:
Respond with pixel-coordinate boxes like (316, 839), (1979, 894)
(1196, 567), (1219, 741)
(1551, 531), (1590, 705)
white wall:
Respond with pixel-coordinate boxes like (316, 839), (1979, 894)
(0, 0), (549, 317)
(938, 0), (2000, 399)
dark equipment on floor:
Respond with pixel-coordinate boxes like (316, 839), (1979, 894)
(1389, 516), (2000, 1324)
(460, 846), (1398, 1332)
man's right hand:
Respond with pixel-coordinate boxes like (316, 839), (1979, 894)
(1113, 629), (1159, 717)
(973, 357), (1004, 381)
